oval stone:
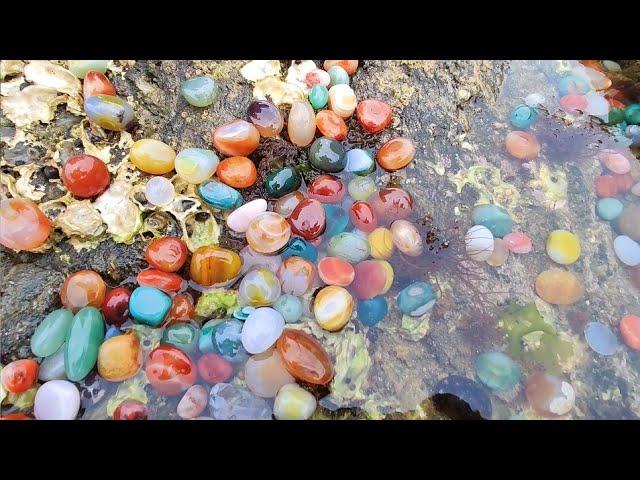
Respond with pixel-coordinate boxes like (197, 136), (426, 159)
(276, 329), (334, 385)
(309, 85), (329, 109)
(175, 148), (219, 184)
(84, 95), (134, 131)
(273, 383), (317, 420)
(212, 119), (260, 157)
(474, 352), (521, 391)
(351, 260), (387, 299)
(613, 235), (640, 266)
(190, 246), (243, 286)
(246, 212), (291, 254)
(216, 156), (257, 189)
(68, 60), (108, 78)
(227, 199), (268, 233)
(309, 137), (346, 173)
(161, 322), (199, 354)
(288, 101), (316, 147)
(348, 176), (377, 202)
(248, 100), (283, 137)
(328, 84), (357, 118)
(318, 256), (355, 286)
(597, 197), (624, 221)
(327, 232), (371, 263)
(535, 269), (584, 305)
(239, 267), (282, 306)
(131, 139), (176, 175)
(97, 333), (143, 382)
(241, 307), (285, 354)
(368, 188), (413, 222)
(273, 294), (303, 323)
(264, 166), (302, 198)
(308, 174), (345, 204)
(198, 179), (243, 211)
(177, 385), (209, 419)
(288, 199), (326, 240)
(181, 76), (219, 107)
(397, 281), (436, 316)
(323, 204), (350, 239)
(34, 380), (80, 420)
(274, 191), (305, 217)
(316, 110), (348, 140)
(472, 204), (513, 238)
(244, 348), (295, 398)
(357, 296), (389, 327)
(390, 219), (423, 256)
(31, 308), (74, 358)
(38, 345), (67, 382)
(278, 256), (316, 296)
(345, 148), (375, 176)
(64, 306), (105, 382)
(314, 285), (354, 331)
(357, 99), (393, 133)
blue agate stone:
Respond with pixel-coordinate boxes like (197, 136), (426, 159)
(323, 204), (350, 239)
(281, 237), (318, 262)
(596, 198), (624, 221)
(273, 294), (303, 324)
(129, 286), (171, 327)
(357, 296), (388, 327)
(397, 281), (436, 316)
(474, 352), (521, 391)
(585, 322), (620, 356)
(198, 179), (243, 210)
(472, 204), (513, 238)
(558, 75), (590, 96)
(509, 104), (537, 129)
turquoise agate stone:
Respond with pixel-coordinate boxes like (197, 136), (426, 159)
(162, 323), (199, 354)
(474, 352), (521, 391)
(328, 66), (349, 87)
(472, 204), (513, 238)
(357, 296), (388, 327)
(198, 179), (243, 210)
(281, 237), (318, 262)
(129, 286), (172, 327)
(323, 204), (350, 239)
(181, 76), (219, 107)
(273, 294), (303, 323)
(397, 281), (436, 316)
(509, 104), (537, 129)
(309, 85), (329, 109)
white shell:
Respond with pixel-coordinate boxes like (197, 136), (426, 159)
(241, 307), (285, 354)
(34, 380), (80, 420)
(465, 225), (495, 261)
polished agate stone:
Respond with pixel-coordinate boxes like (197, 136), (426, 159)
(621, 315), (640, 350)
(328, 84), (357, 118)
(486, 238), (509, 267)
(34, 380), (80, 420)
(60, 270), (106, 313)
(323, 204), (350, 239)
(525, 372), (575, 416)
(1, 359), (38, 393)
(305, 69), (330, 87)
(241, 307), (285, 354)
(274, 191), (304, 217)
(248, 100), (283, 137)
(244, 348), (295, 398)
(278, 256), (316, 296)
(614, 235), (640, 266)
(309, 137), (346, 173)
(0, 198), (51, 252)
(327, 232), (371, 263)
(198, 354), (233, 384)
(327, 66), (349, 87)
(240, 245), (283, 275)
(181, 76), (219, 107)
(161, 322), (199, 354)
(273, 384), (316, 420)
(145, 236), (188, 273)
(505, 131), (540, 160)
(198, 179), (243, 210)
(137, 268), (185, 293)
(276, 329), (334, 385)
(239, 267), (282, 306)
(376, 137), (415, 171)
(84, 95), (134, 131)
(177, 385), (209, 419)
(350, 201), (378, 233)
(357, 99), (393, 133)
(287, 101), (316, 147)
(280, 237), (318, 263)
(100, 287), (131, 327)
(348, 176), (377, 201)
(113, 400), (148, 420)
(323, 60), (358, 76)
(145, 176), (175, 206)
(503, 232), (533, 254)
(39, 347), (68, 382)
(145, 345), (197, 396)
(64, 307), (105, 382)
(273, 294), (303, 323)
(131, 139), (176, 175)
(345, 148), (375, 176)
(216, 156), (257, 188)
(246, 212), (291, 254)
(357, 296), (388, 327)
(174, 148), (219, 184)
(308, 174), (345, 204)
(390, 220), (423, 256)
(472, 204), (512, 238)
(546, 230), (580, 265)
(190, 245), (243, 286)
(397, 281), (436, 316)
(474, 352), (521, 391)
(313, 285), (354, 331)
(227, 199), (268, 233)
(465, 225), (494, 261)
(535, 268), (584, 305)
(585, 322), (619, 356)
(288, 199), (326, 240)
(368, 188), (413, 222)
(316, 110), (348, 140)
(129, 286), (172, 327)
(264, 166), (302, 198)
(83, 71), (116, 99)
(69, 60), (108, 78)
(368, 227), (394, 259)
(509, 104), (537, 129)
(97, 333), (142, 382)
(309, 85), (329, 109)
(351, 260), (387, 300)
(212, 119), (260, 156)
(31, 309), (73, 357)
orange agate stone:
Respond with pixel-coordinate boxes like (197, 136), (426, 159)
(323, 60), (359, 76)
(60, 270), (106, 313)
(376, 137), (415, 171)
(83, 71), (116, 99)
(216, 156), (258, 189)
(0, 198), (51, 252)
(189, 246), (242, 286)
(315, 110), (348, 141)
(620, 315), (640, 350)
(356, 99), (393, 134)
(317, 257), (355, 287)
(212, 120), (260, 157)
(145, 236), (188, 273)
(167, 293), (195, 324)
(276, 329), (334, 385)
(137, 268), (185, 293)
(505, 131), (540, 161)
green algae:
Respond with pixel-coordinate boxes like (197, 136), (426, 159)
(106, 372), (149, 417)
(195, 289), (239, 318)
(449, 165), (520, 215)
(328, 331), (371, 406)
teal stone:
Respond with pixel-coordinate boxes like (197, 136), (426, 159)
(233, 306), (256, 321)
(625, 103), (640, 125)
(181, 76), (219, 107)
(281, 237), (318, 262)
(309, 85), (329, 109)
(397, 282), (436, 316)
(129, 286), (172, 327)
(273, 294), (303, 323)
(323, 204), (350, 238)
(162, 323), (199, 354)
(328, 66), (349, 87)
(607, 108), (626, 125)
(309, 137), (346, 173)
(472, 204), (513, 238)
(264, 166), (302, 198)
(198, 319), (225, 354)
(198, 179), (243, 210)
(214, 319), (244, 360)
(509, 104), (537, 129)
(558, 75), (590, 96)
(68, 60), (108, 78)
(64, 307), (105, 382)
(345, 149), (376, 176)
(31, 308), (74, 357)
(357, 296), (388, 327)
(327, 232), (371, 263)
(474, 352), (521, 391)
(596, 198), (624, 221)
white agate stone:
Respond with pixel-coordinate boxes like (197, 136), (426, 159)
(328, 84), (357, 118)
(145, 176), (175, 206)
(273, 383), (317, 420)
(34, 380), (80, 420)
(38, 345), (67, 382)
(465, 225), (495, 261)
(241, 307), (285, 354)
(227, 199), (268, 233)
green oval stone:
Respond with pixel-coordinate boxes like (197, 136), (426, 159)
(328, 66), (349, 87)
(181, 76), (219, 107)
(264, 166), (302, 198)
(31, 308), (74, 358)
(64, 307), (105, 382)
(309, 137), (346, 173)
(68, 60), (108, 78)
(309, 85), (329, 109)
(607, 108), (626, 125)
(474, 352), (521, 391)
(162, 323), (199, 354)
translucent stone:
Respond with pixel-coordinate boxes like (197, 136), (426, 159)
(274, 191), (305, 217)
(62, 154), (110, 198)
(465, 225), (494, 261)
(84, 71), (116, 98)
(357, 99), (393, 134)
(264, 166), (302, 198)
(323, 204), (349, 239)
(278, 256), (316, 296)
(177, 385), (209, 419)
(181, 76), (219, 107)
(60, 270), (106, 313)
(273, 383), (317, 420)
(326, 232), (371, 263)
(190, 246), (243, 286)
(84, 95), (134, 131)
(131, 139), (176, 175)
(327, 65), (349, 87)
(328, 84), (357, 118)
(474, 352), (521, 391)
(212, 119), (260, 157)
(145, 176), (176, 206)
(316, 110), (348, 140)
(351, 260), (388, 300)
(535, 268), (584, 305)
(238, 267), (282, 306)
(34, 380), (80, 420)
(308, 174), (345, 204)
(317, 256), (355, 286)
(31, 309), (73, 358)
(0, 198), (51, 252)
(345, 149), (375, 176)
(305, 69), (330, 87)
(248, 100), (283, 137)
(38, 345), (67, 382)
(287, 101), (316, 147)
(273, 294), (303, 323)
(584, 322), (620, 356)
(209, 382), (273, 420)
(313, 285), (354, 331)
(64, 307), (104, 382)
(368, 188), (413, 222)
(227, 199), (268, 233)
(174, 148), (219, 184)
(276, 329), (334, 385)
(348, 176), (377, 202)
(197, 353), (233, 384)
(244, 348), (295, 398)
(246, 212), (291, 254)
(503, 231), (533, 254)
(309, 137), (346, 173)
(486, 238), (509, 267)
(525, 372), (575, 416)
(240, 245), (282, 275)
(390, 219), (423, 256)
(145, 236), (188, 273)
(97, 333), (142, 382)
(288, 199), (326, 240)
(309, 85), (329, 109)
(145, 345), (197, 396)
(68, 60), (108, 78)
(585, 92), (610, 118)
(599, 149), (632, 175)
(241, 307), (285, 354)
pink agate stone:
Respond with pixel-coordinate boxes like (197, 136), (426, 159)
(227, 199), (268, 233)
(350, 260), (388, 300)
(503, 232), (533, 254)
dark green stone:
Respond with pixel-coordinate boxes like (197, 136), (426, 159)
(264, 166), (302, 198)
(607, 108), (626, 125)
(64, 307), (105, 382)
(308, 137), (346, 173)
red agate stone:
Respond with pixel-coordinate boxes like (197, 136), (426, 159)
(307, 174), (345, 204)
(317, 257), (355, 286)
(0, 198), (51, 252)
(503, 232), (533, 254)
(376, 137), (415, 171)
(61, 154), (110, 198)
(137, 268), (185, 293)
(197, 353), (233, 384)
(288, 198), (326, 240)
(1, 359), (38, 393)
(595, 175), (618, 197)
(167, 293), (195, 324)
(113, 400), (148, 420)
(145, 345), (197, 396)
(560, 94), (588, 114)
(101, 287), (132, 326)
(276, 329), (334, 385)
(350, 260), (387, 300)
(212, 119), (260, 157)
(356, 100), (393, 134)
(60, 270), (106, 313)
(349, 201), (378, 233)
(368, 188), (413, 222)
(315, 110), (348, 141)
(83, 71), (116, 99)
(144, 236), (188, 273)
